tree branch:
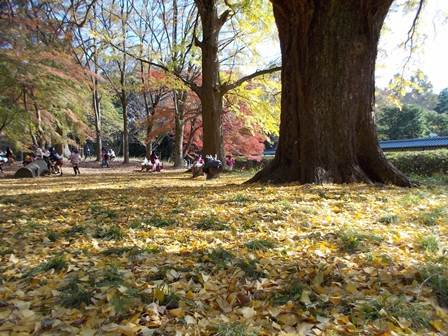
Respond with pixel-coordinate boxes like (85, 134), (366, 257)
(221, 66), (281, 93)
(107, 40), (201, 95)
(405, 0), (425, 49)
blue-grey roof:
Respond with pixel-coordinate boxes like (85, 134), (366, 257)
(263, 136), (448, 155)
(379, 136), (448, 150)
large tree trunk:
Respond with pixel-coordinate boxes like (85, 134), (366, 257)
(15, 159), (49, 178)
(201, 91), (224, 161)
(197, 0), (225, 162)
(250, 0), (410, 186)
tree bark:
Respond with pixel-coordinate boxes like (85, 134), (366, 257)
(173, 91), (185, 168)
(121, 93), (129, 163)
(200, 90), (224, 161)
(93, 59), (102, 162)
(196, 0), (225, 162)
(250, 0), (411, 186)
(93, 88), (102, 162)
(15, 159), (49, 178)
(120, 0), (129, 164)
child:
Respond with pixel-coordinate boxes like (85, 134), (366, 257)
(192, 154), (205, 178)
(225, 155), (235, 170)
(101, 148), (109, 168)
(70, 149), (81, 175)
(141, 157), (151, 172)
(149, 152), (162, 172)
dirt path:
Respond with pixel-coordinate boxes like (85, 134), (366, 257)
(1, 159), (186, 178)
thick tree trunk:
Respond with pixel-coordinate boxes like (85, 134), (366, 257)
(197, 0), (225, 162)
(250, 0), (410, 186)
(15, 159), (49, 178)
(201, 91), (224, 161)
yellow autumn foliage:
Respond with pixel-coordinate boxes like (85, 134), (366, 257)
(0, 171), (447, 335)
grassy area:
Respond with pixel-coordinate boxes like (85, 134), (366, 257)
(0, 171), (447, 335)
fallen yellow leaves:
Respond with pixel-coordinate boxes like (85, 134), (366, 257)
(0, 171), (447, 335)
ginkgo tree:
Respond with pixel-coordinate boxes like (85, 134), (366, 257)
(250, 0), (428, 186)
(110, 0), (281, 162)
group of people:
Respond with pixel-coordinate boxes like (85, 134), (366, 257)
(141, 152), (163, 172)
(24, 145), (81, 176)
(101, 148), (116, 168)
(2, 144), (238, 178)
(190, 154), (235, 179)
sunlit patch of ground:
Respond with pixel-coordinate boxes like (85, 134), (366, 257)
(0, 171), (447, 335)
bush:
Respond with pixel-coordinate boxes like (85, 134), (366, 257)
(386, 150), (448, 176)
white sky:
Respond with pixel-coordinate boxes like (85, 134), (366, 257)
(255, 0), (448, 93)
(377, 0), (448, 92)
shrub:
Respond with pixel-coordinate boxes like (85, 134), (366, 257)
(386, 150), (448, 176)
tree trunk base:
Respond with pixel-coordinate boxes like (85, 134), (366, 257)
(248, 156), (411, 187)
(15, 159), (49, 178)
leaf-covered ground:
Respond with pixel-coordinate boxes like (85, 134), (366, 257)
(0, 171), (447, 335)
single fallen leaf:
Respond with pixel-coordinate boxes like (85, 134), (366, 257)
(277, 313), (298, 326)
(430, 319), (444, 332)
(239, 306), (256, 319)
(300, 290), (312, 305)
(169, 308), (185, 318)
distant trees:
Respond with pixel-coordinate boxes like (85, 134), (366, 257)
(435, 88), (448, 114)
(1, 0), (281, 162)
(377, 105), (427, 140)
(0, 0), (91, 148)
(376, 70), (448, 140)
